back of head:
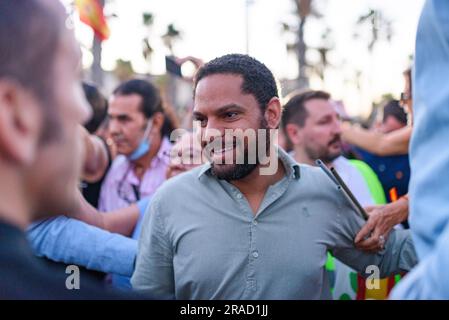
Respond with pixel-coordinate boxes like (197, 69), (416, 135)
(82, 82), (108, 134)
(194, 53), (279, 113)
(0, 0), (93, 222)
(383, 99), (407, 125)
(0, 0), (64, 142)
(0, 1), (62, 107)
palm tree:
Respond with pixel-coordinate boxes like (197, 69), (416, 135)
(354, 8), (393, 53)
(142, 12), (155, 69)
(283, 0), (324, 89)
(309, 27), (333, 82)
(162, 23), (182, 55)
(91, 0), (106, 86)
(294, 0), (312, 88)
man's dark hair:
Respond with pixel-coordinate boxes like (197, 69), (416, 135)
(281, 90), (331, 130)
(193, 54), (279, 113)
(83, 82), (108, 134)
(383, 99), (408, 125)
(0, 0), (64, 141)
(113, 79), (173, 137)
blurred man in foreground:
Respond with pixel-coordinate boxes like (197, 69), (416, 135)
(0, 0), (129, 299)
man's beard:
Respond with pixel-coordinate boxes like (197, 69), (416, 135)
(305, 134), (342, 164)
(211, 162), (258, 181)
(210, 118), (269, 181)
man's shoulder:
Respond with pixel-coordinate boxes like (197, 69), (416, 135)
(101, 155), (128, 186)
(289, 163), (343, 203)
(295, 163), (333, 187)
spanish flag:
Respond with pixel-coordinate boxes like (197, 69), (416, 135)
(75, 0), (110, 41)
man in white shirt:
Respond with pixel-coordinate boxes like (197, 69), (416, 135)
(281, 90), (377, 299)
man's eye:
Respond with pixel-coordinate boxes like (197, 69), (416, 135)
(195, 118), (207, 127)
(225, 112), (238, 119)
(318, 118), (332, 125)
(193, 118), (207, 127)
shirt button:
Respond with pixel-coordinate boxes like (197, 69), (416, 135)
(253, 220), (258, 226)
(236, 193), (243, 199)
(252, 251), (259, 258)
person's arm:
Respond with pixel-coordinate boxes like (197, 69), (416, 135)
(79, 126), (110, 183)
(27, 216), (137, 277)
(175, 56), (204, 82)
(131, 196), (175, 299)
(390, 221), (449, 299)
(70, 190), (149, 237)
(355, 196), (409, 252)
(330, 195), (417, 278)
(341, 123), (412, 156)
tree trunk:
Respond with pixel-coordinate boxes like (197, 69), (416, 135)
(297, 16), (308, 89)
(92, 35), (103, 86)
(91, 0), (105, 87)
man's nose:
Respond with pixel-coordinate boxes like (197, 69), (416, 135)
(202, 121), (225, 146)
(108, 118), (121, 135)
(333, 118), (343, 135)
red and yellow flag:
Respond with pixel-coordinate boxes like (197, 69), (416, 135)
(75, 0), (110, 41)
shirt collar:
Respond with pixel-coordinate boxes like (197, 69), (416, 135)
(197, 147), (300, 180)
(278, 147), (301, 180)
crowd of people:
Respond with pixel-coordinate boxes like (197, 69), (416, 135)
(1, 0), (448, 300)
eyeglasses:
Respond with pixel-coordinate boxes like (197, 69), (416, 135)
(400, 92), (411, 101)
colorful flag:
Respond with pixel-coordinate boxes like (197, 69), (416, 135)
(75, 0), (110, 41)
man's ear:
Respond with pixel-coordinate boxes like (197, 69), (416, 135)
(150, 111), (165, 136)
(263, 97), (282, 129)
(284, 123), (303, 146)
(0, 81), (42, 166)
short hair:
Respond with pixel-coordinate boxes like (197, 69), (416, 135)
(82, 82), (108, 134)
(0, 0), (62, 111)
(281, 90), (331, 129)
(113, 79), (163, 117)
(113, 79), (173, 137)
(193, 54), (279, 113)
(383, 99), (407, 125)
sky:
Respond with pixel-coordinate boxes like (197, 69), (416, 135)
(66, 0), (425, 116)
